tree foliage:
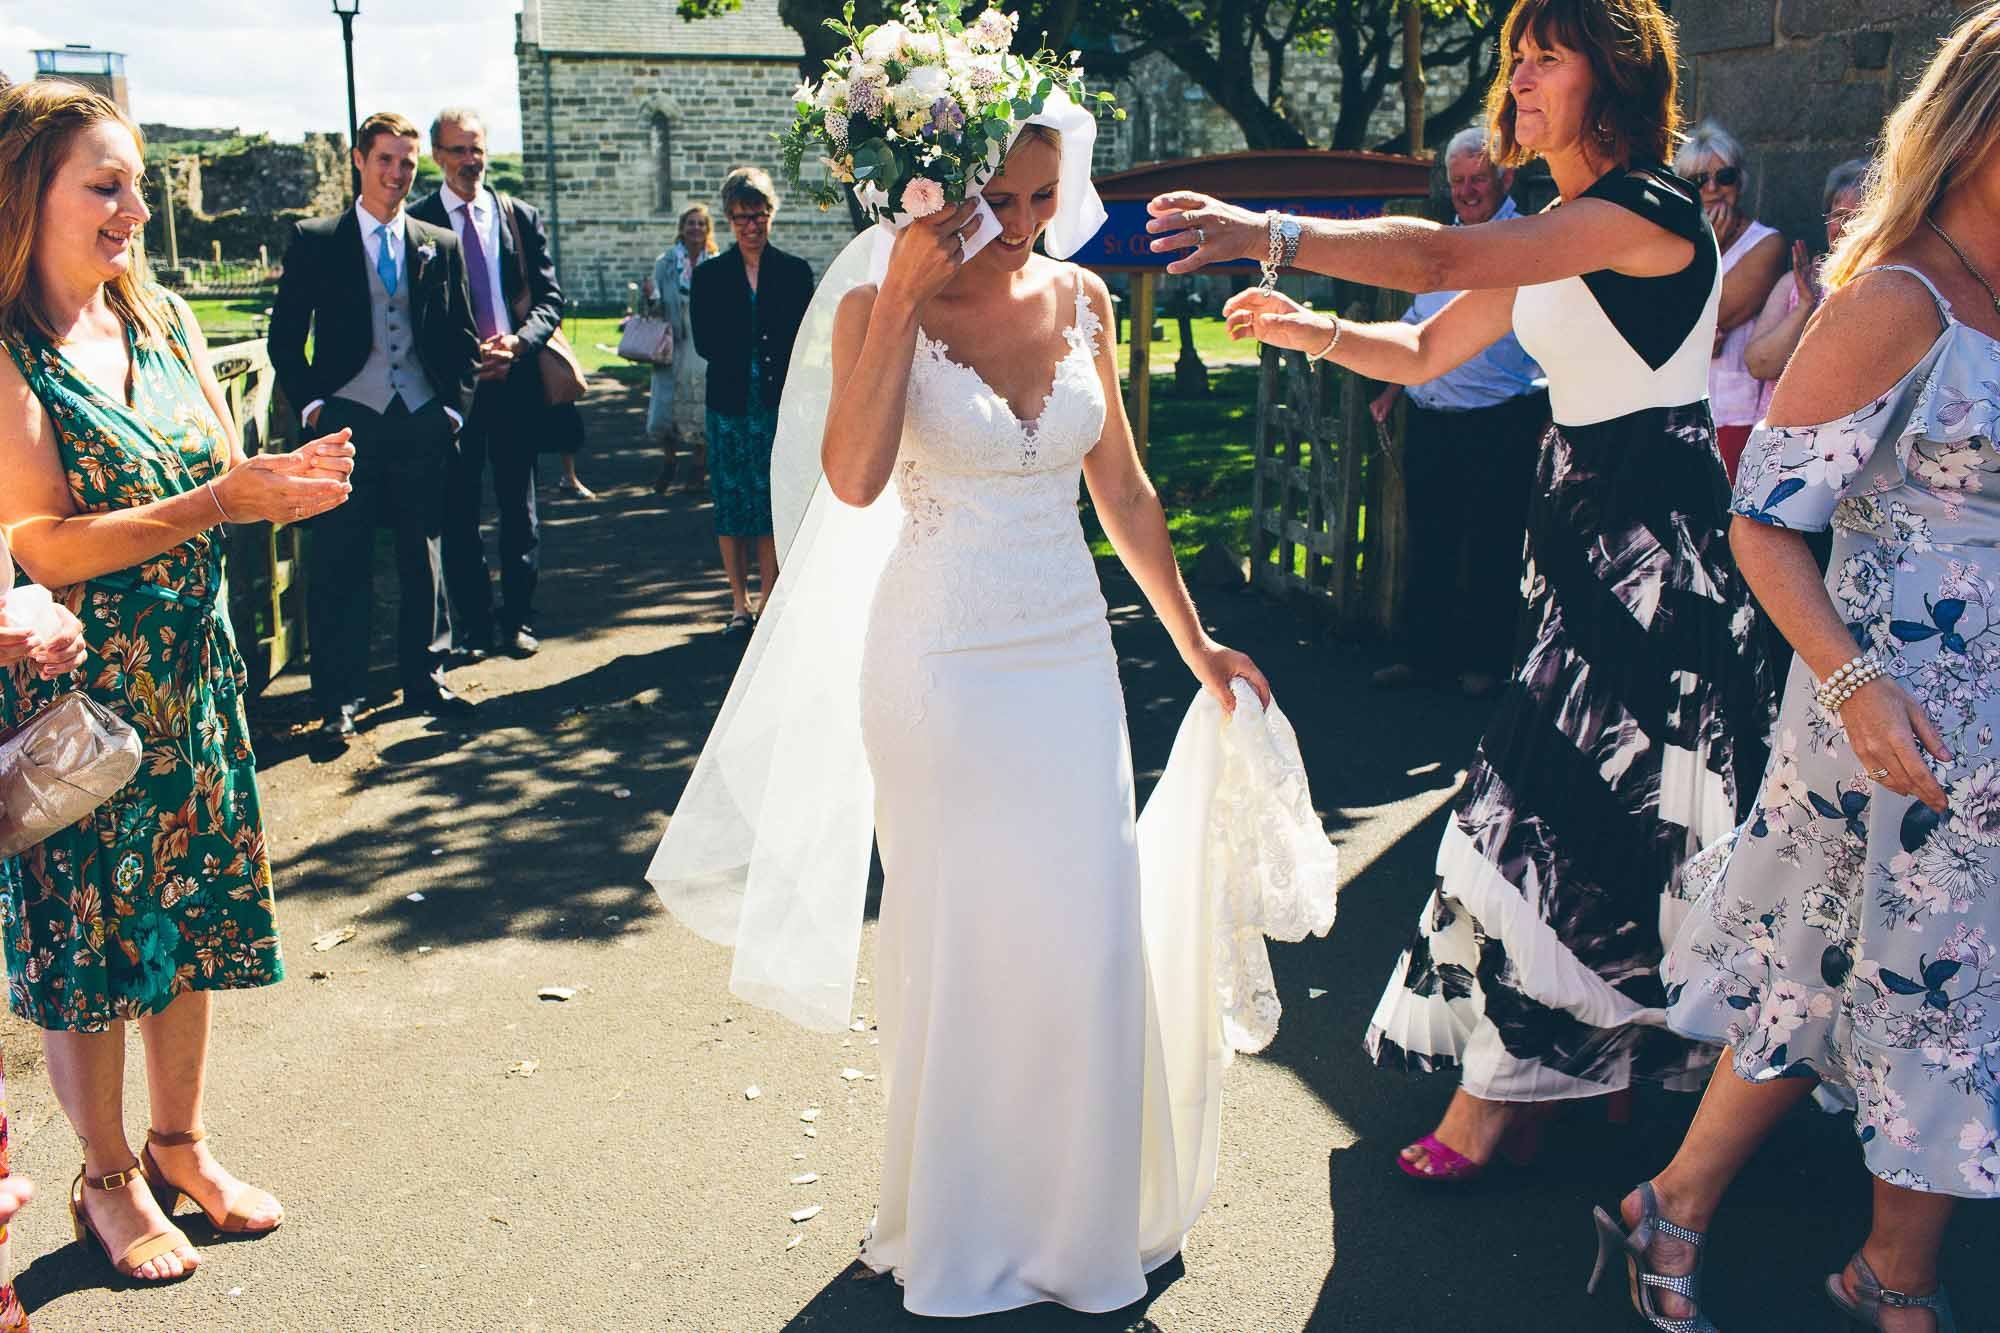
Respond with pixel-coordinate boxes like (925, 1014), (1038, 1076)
(675, 0), (1500, 153)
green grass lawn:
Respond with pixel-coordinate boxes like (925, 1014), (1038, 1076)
(185, 295), (276, 347)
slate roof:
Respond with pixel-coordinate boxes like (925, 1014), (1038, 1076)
(522, 0), (804, 59)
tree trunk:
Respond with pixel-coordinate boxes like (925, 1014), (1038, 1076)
(1402, 3), (1427, 159)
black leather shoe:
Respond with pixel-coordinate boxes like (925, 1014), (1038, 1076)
(502, 626), (541, 658)
(407, 684), (478, 721)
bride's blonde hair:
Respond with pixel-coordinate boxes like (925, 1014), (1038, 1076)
(1825, 3), (2000, 289)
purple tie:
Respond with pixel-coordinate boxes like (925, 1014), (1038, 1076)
(459, 202), (500, 340)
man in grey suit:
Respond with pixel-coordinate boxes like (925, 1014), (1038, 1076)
(269, 111), (482, 740)
(410, 106), (565, 660)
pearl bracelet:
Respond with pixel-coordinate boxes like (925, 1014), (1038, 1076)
(1817, 654), (1886, 712)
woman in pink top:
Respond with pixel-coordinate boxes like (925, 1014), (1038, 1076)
(1677, 120), (1785, 480)
(1744, 157), (1871, 417)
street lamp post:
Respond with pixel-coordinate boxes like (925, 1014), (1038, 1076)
(332, 0), (361, 200)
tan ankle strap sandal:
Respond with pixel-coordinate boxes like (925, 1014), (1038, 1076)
(69, 1161), (193, 1281)
(143, 1128), (284, 1234)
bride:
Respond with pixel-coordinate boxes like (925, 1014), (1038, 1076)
(649, 73), (1337, 1317)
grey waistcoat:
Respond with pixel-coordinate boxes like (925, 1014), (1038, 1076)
(334, 227), (439, 413)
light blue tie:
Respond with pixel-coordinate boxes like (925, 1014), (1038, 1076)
(375, 226), (398, 295)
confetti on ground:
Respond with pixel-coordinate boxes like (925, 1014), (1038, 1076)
(538, 986), (579, 1002)
(787, 1235), (803, 1250)
(417, 946), (433, 955)
(804, 1127), (818, 1138)
(430, 848), (444, 857)
(792, 1152), (807, 1161)
(613, 787), (633, 799)
(839, 1068), (866, 1082)
(789, 1205), (823, 1223)
(309, 926), (355, 952)
(508, 1060), (540, 1077)
(850, 1019), (868, 1032)
(790, 1172), (819, 1185)
(1308, 988), (1328, 999)
(406, 892), (426, 902)
(800, 1106), (820, 1123)
(744, 1085), (762, 1100)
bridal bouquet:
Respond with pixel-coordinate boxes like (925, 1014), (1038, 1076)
(779, 0), (1119, 223)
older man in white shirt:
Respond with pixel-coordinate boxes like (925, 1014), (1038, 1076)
(411, 107), (567, 661)
(1369, 128), (1550, 699)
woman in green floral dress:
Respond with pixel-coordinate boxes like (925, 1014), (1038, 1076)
(0, 84), (353, 1284)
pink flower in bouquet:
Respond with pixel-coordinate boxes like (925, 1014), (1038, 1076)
(902, 177), (947, 219)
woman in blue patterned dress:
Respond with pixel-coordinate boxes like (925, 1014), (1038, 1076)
(1600, 9), (2000, 1330)
(0, 83), (352, 1284)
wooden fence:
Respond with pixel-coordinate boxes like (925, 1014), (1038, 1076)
(1249, 286), (1410, 638)
(209, 339), (308, 695)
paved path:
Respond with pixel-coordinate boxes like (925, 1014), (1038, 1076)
(4, 380), (1995, 1330)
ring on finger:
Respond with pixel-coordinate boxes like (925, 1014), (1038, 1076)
(1194, 226), (1206, 246)
(1869, 767), (1892, 781)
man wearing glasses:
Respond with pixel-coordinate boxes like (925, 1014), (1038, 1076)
(411, 106), (565, 660)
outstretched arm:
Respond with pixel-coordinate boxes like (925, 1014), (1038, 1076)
(1221, 285), (1519, 388)
(1144, 190), (1696, 292)
(1076, 271), (1269, 714)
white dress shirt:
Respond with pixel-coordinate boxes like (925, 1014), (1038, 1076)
(439, 184), (515, 338)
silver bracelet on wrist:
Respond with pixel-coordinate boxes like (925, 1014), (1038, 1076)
(1307, 316), (1342, 364)
(1261, 210), (1283, 291)
(205, 479), (235, 526)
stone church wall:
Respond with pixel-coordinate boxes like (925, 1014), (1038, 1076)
(1676, 0), (1972, 242)
(518, 44), (854, 304)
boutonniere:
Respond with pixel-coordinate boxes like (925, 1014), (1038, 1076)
(417, 240), (438, 265)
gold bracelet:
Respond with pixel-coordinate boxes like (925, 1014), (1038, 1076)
(206, 480), (235, 526)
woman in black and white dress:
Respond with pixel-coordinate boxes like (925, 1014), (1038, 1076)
(1149, 0), (1772, 1179)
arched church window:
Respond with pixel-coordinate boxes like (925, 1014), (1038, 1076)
(651, 112), (673, 214)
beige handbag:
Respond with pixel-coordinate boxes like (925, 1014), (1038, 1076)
(497, 193), (590, 406)
(617, 312), (675, 366)
(0, 692), (142, 859)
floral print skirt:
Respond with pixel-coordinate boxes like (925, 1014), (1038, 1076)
(1368, 405), (1774, 1100)
(1668, 526), (2000, 1198)
(0, 576), (283, 1032)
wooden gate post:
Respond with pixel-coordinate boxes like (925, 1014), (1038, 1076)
(1126, 271), (1154, 465)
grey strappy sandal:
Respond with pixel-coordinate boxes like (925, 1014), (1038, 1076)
(1828, 1251), (1957, 1332)
(1587, 1181), (1719, 1332)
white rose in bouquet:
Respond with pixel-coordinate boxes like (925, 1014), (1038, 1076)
(892, 64), (952, 114)
(815, 75), (848, 111)
(862, 21), (913, 64)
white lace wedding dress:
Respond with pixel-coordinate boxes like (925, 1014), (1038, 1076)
(858, 270), (1186, 1315)
(649, 260), (1338, 1319)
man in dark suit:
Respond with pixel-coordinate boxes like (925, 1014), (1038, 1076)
(410, 106), (563, 660)
(270, 110), (482, 739)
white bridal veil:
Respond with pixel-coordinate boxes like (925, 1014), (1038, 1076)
(646, 90), (1338, 1042)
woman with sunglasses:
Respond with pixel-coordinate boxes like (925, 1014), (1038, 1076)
(1675, 120), (1785, 482)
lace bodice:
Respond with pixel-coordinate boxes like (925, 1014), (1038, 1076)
(863, 267), (1113, 722)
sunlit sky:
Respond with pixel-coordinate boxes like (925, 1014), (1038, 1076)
(5, 1), (528, 151)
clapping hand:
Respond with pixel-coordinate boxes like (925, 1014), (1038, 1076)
(881, 201), (982, 309)
(1145, 192), (1261, 275)
(1791, 239), (1822, 309)
(1222, 288), (1338, 357)
(213, 428), (356, 525)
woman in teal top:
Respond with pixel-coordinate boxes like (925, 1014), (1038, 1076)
(0, 84), (352, 1284)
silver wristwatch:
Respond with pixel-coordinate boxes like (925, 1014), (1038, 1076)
(1261, 212), (1302, 289)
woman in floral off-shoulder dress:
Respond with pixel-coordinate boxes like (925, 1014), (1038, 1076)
(1595, 8), (2000, 1329)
